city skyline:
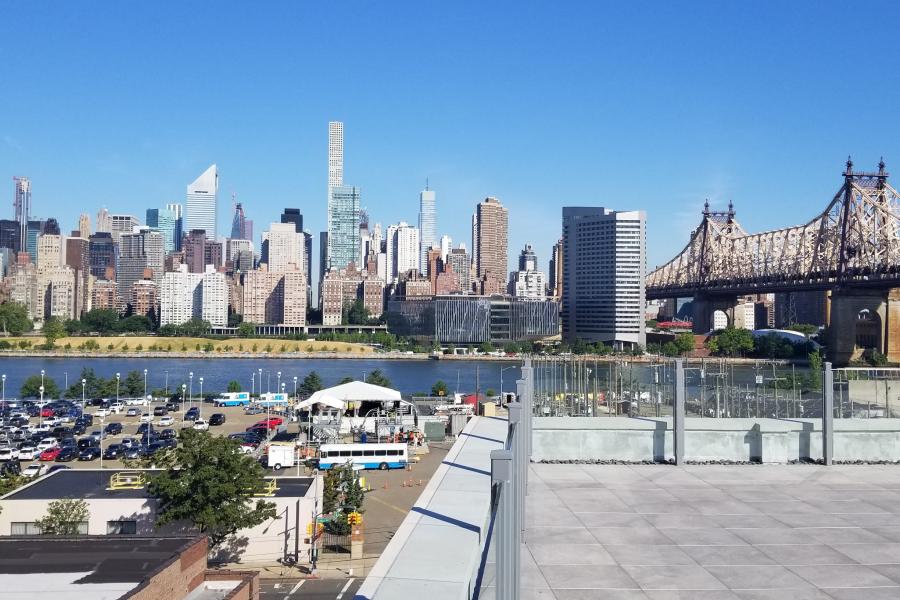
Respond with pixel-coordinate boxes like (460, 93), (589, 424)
(3, 3), (899, 277)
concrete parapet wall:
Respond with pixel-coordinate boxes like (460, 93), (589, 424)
(533, 417), (900, 463)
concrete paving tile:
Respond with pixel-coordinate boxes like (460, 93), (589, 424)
(622, 565), (727, 591)
(704, 565), (814, 590)
(821, 588), (900, 600)
(526, 526), (599, 545)
(830, 542), (900, 564)
(604, 544), (698, 566)
(611, 490), (679, 503)
(840, 513), (900, 527)
(629, 501), (699, 515)
(528, 509), (583, 527)
(769, 513), (853, 528)
(527, 543), (617, 566)
(730, 528), (818, 545)
(756, 543), (858, 566)
(863, 527), (900, 542)
(660, 528), (750, 546)
(588, 527), (675, 546)
(643, 514), (724, 529)
(869, 563), (900, 584)
(541, 565), (641, 590)
(748, 501), (823, 515)
(680, 545), (776, 567)
(553, 591), (649, 600)
(645, 592), (741, 600)
(690, 501), (763, 516)
(575, 513), (654, 529)
(732, 589), (834, 600)
(788, 564), (897, 588)
(710, 514), (786, 529)
(562, 496), (633, 513)
(801, 527), (890, 544)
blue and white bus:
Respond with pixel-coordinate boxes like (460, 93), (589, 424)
(214, 392), (251, 407)
(318, 443), (408, 471)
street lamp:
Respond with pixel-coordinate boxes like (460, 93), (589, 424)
(1, 374), (5, 402)
(258, 368), (263, 396)
(293, 376), (298, 402)
(277, 371), (282, 395)
(499, 366), (516, 404)
(115, 373), (120, 402)
(198, 377), (204, 418)
(251, 372), (255, 396)
(143, 369), (148, 400)
(81, 378), (86, 413)
(181, 384), (187, 424)
(164, 370), (169, 396)
(39, 386), (44, 426)
(189, 372), (194, 409)
(40, 369), (45, 388)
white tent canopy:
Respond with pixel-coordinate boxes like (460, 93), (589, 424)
(295, 380), (402, 412)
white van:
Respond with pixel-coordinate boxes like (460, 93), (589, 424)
(267, 443), (296, 470)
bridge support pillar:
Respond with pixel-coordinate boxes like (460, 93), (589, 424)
(692, 294), (739, 334)
(827, 289), (900, 366)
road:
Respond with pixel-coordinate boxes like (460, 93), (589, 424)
(259, 578), (360, 599)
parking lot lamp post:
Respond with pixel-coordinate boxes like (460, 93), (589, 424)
(41, 369), (44, 389)
(81, 379), (86, 413)
(181, 384), (187, 425)
(293, 376), (298, 403)
(251, 372), (255, 396)
(277, 371), (282, 396)
(99, 415), (104, 472)
(39, 386), (44, 426)
(189, 372), (194, 409)
(258, 369), (262, 396)
(116, 373), (120, 402)
(143, 369), (148, 400)
(2, 374), (5, 401)
(164, 370), (168, 396)
(199, 377), (204, 419)
(500, 366), (516, 404)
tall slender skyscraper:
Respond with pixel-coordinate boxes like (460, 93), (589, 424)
(418, 186), (436, 273)
(328, 121), (344, 190)
(473, 197), (509, 291)
(13, 177), (31, 254)
(77, 214), (91, 239)
(147, 207), (178, 253)
(185, 165), (218, 239)
(231, 203), (249, 240)
(165, 203), (183, 250)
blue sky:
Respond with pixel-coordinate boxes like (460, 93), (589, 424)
(2, 1), (899, 275)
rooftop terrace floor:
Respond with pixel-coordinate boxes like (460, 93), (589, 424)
(493, 464), (900, 599)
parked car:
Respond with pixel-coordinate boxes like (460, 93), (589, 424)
(104, 422), (123, 435)
(78, 447), (101, 461)
(184, 407), (200, 421)
(94, 408), (112, 418)
(120, 437), (139, 449)
(139, 413), (153, 424)
(192, 419), (209, 431)
(157, 416), (174, 427)
(109, 401), (125, 413)
(59, 437), (77, 449)
(71, 422), (87, 435)
(21, 463), (48, 478)
(102, 444), (123, 459)
(17, 445), (39, 460)
(123, 446), (145, 460)
(39, 447), (61, 461)
(153, 406), (168, 416)
(124, 397), (148, 406)
(46, 464), (70, 474)
(37, 437), (59, 451)
(40, 407), (54, 418)
(77, 437), (98, 450)
(136, 423), (154, 435)
(254, 417), (284, 430)
(209, 413), (226, 426)
(88, 430), (107, 441)
(126, 407), (140, 417)
(0, 447), (19, 461)
(56, 447), (78, 462)
(29, 424), (51, 435)
(76, 414), (93, 427)
(243, 406), (264, 415)
(42, 417), (61, 427)
(165, 402), (180, 413)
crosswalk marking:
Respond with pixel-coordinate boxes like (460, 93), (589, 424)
(336, 578), (354, 600)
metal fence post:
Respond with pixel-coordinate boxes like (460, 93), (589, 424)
(507, 401), (524, 539)
(674, 359), (685, 465)
(491, 449), (517, 600)
(823, 362), (834, 466)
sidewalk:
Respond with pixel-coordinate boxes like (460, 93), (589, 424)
(223, 553), (381, 580)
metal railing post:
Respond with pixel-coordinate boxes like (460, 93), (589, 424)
(507, 401), (523, 539)
(491, 449), (517, 600)
(823, 362), (834, 466)
(674, 359), (685, 465)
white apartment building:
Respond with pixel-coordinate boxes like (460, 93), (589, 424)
(263, 223), (304, 273)
(386, 222), (419, 282)
(36, 234), (62, 269)
(512, 270), (546, 299)
(160, 265), (227, 327)
(562, 207), (646, 350)
(201, 268), (227, 327)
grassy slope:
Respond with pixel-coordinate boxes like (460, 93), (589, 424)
(3, 336), (374, 354)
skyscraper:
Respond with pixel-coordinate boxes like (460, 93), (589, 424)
(561, 207), (646, 350)
(473, 197), (509, 291)
(13, 177), (31, 254)
(386, 222), (420, 281)
(511, 243), (545, 299)
(117, 228), (164, 309)
(280, 208), (303, 233)
(263, 223), (304, 273)
(231, 202), (250, 240)
(146, 207), (178, 253)
(77, 214), (91, 239)
(447, 246), (471, 293)
(328, 121), (343, 190)
(548, 239), (563, 300)
(88, 232), (117, 279)
(185, 164), (218, 239)
(166, 203), (183, 250)
(418, 186), (437, 273)
(96, 208), (111, 233)
(327, 186), (361, 271)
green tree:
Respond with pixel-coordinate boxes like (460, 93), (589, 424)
(237, 322), (256, 338)
(147, 429), (277, 549)
(123, 370), (144, 397)
(338, 376), (355, 384)
(227, 380), (242, 393)
(42, 317), (66, 348)
(503, 342), (520, 354)
(345, 299), (371, 325)
(807, 350), (823, 391)
(708, 327), (755, 357)
(753, 333), (795, 359)
(35, 498), (89, 535)
(179, 319), (211, 337)
(365, 369), (391, 388)
(673, 333), (696, 355)
(787, 323), (819, 336)
(80, 308), (120, 334)
(21, 375), (60, 399)
(479, 341), (495, 354)
(0, 301), (33, 335)
(299, 371), (324, 397)
(431, 380), (448, 396)
(486, 388), (497, 397)
(118, 314), (152, 333)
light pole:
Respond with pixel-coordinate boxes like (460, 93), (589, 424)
(181, 384), (187, 424)
(277, 371), (282, 396)
(199, 377), (204, 418)
(115, 373), (120, 402)
(1, 374), (5, 402)
(39, 386), (44, 426)
(143, 369), (148, 400)
(189, 372), (194, 409)
(251, 372), (256, 396)
(165, 370), (169, 396)
(40, 369), (45, 389)
(64, 371), (68, 390)
(293, 376), (298, 402)
(499, 366), (516, 404)
(279, 382), (285, 421)
(81, 379), (86, 414)
(258, 368), (263, 396)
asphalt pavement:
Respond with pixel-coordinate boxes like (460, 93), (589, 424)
(259, 577), (360, 599)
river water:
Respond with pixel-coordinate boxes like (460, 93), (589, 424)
(0, 356), (524, 399)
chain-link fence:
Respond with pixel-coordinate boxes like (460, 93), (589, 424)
(831, 368), (900, 419)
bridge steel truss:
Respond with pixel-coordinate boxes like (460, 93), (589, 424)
(647, 160), (900, 299)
